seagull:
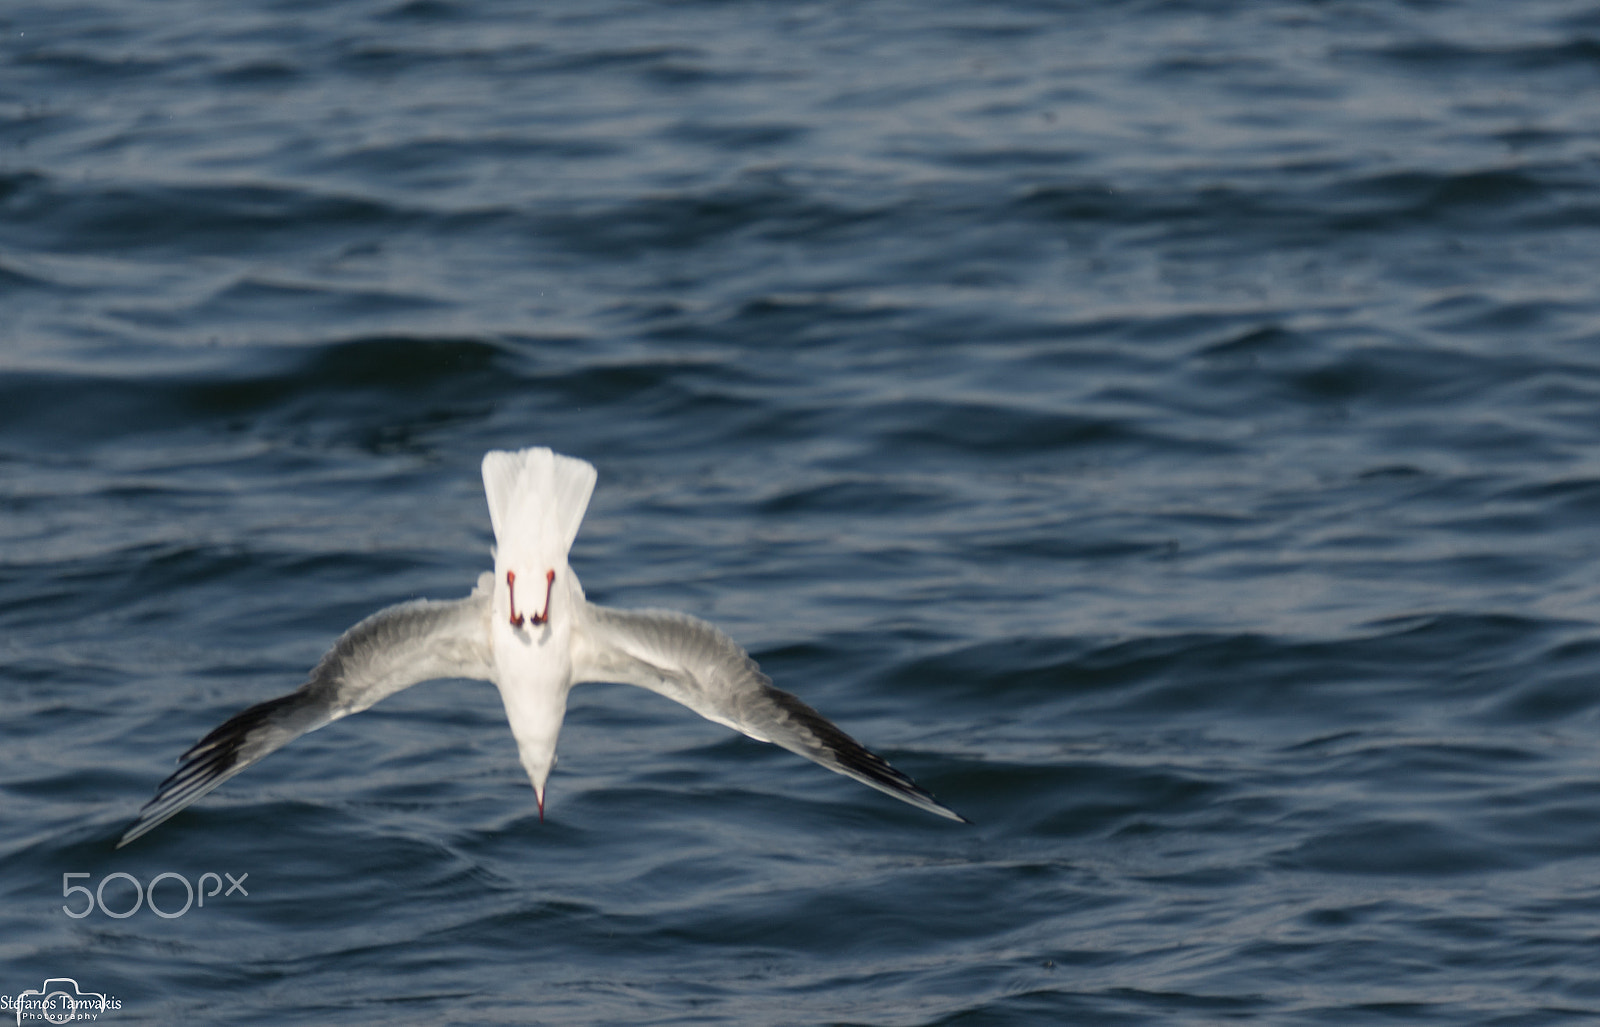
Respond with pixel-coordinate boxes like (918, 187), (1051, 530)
(118, 447), (965, 847)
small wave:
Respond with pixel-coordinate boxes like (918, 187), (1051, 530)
(5, 174), (418, 256)
(0, 336), (510, 452)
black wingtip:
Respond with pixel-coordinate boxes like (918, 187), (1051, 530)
(117, 692), (310, 847)
(761, 685), (969, 824)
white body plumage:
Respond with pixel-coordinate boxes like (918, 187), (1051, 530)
(482, 448), (596, 817)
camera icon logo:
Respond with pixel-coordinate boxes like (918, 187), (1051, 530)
(14, 979), (106, 1025)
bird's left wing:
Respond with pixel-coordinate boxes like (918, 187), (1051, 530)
(118, 578), (496, 847)
(572, 602), (967, 822)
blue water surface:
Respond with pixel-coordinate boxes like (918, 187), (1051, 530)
(5, 1), (1600, 1023)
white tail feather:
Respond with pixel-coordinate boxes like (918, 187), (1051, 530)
(481, 448), (598, 560)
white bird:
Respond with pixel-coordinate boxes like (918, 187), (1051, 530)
(119, 447), (964, 847)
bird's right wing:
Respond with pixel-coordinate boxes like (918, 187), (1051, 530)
(118, 577), (496, 847)
(572, 602), (966, 822)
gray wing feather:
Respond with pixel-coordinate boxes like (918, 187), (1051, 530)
(573, 603), (966, 822)
(118, 586), (495, 847)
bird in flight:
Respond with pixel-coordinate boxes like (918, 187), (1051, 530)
(119, 447), (964, 846)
